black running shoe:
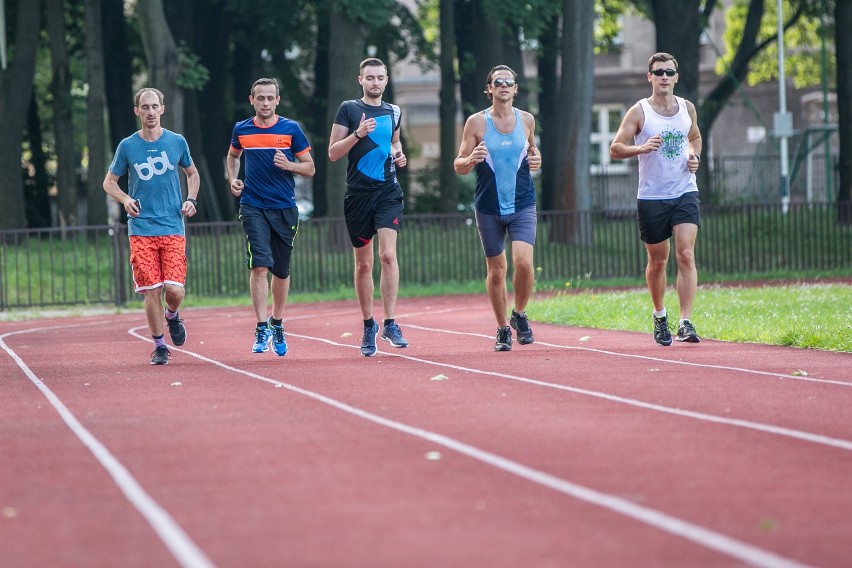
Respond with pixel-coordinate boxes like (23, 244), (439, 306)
(166, 311), (186, 346)
(676, 320), (701, 343)
(510, 310), (534, 345)
(653, 315), (672, 346)
(494, 326), (512, 352)
(151, 345), (171, 365)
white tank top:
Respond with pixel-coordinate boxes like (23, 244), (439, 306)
(635, 96), (699, 199)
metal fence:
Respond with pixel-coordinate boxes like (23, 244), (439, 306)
(1, 201), (850, 310)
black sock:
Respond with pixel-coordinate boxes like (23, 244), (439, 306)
(270, 317), (283, 327)
(383, 319), (394, 327)
(364, 318), (375, 328)
(257, 321), (267, 328)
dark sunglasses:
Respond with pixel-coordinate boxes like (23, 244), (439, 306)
(492, 78), (517, 87)
(651, 68), (677, 77)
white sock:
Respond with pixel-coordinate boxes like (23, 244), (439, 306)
(653, 308), (666, 319)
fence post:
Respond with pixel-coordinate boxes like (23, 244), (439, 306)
(111, 225), (128, 306)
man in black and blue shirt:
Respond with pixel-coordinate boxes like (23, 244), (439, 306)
(328, 58), (409, 357)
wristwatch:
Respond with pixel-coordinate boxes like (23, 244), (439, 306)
(186, 198), (198, 207)
(353, 131), (363, 140)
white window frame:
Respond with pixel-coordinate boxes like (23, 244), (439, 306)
(591, 104), (629, 175)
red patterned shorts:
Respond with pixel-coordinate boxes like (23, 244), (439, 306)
(129, 235), (187, 292)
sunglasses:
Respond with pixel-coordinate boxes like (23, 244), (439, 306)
(651, 68), (677, 77)
(492, 78), (517, 87)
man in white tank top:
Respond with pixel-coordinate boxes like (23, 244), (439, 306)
(610, 52), (702, 346)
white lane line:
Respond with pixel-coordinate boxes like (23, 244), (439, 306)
(404, 324), (852, 386)
(126, 328), (810, 568)
(281, 332), (852, 452)
(0, 331), (215, 568)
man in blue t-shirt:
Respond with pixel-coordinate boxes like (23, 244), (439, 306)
(103, 88), (200, 365)
(328, 58), (409, 357)
(226, 77), (315, 357)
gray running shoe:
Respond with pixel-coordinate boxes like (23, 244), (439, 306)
(151, 345), (171, 365)
(654, 315), (672, 346)
(381, 321), (409, 348)
(510, 310), (534, 345)
(494, 326), (512, 352)
(676, 320), (701, 343)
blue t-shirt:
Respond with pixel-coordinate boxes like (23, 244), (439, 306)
(474, 108), (536, 215)
(109, 129), (193, 236)
(333, 99), (401, 191)
(230, 115), (312, 209)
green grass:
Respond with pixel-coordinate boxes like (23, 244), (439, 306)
(528, 283), (852, 352)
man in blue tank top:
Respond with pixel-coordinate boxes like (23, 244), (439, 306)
(610, 52), (703, 346)
(454, 65), (542, 352)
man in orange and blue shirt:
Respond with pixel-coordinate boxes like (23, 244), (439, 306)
(226, 78), (315, 356)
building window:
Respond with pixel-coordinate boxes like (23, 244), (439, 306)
(591, 105), (628, 174)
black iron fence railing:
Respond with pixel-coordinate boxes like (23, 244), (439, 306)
(1, 202), (850, 310)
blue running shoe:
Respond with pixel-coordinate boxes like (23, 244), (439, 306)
(268, 318), (288, 356)
(381, 321), (409, 348)
(253, 324), (271, 353)
(360, 321), (379, 357)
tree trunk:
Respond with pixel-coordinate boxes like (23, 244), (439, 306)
(85, 0), (108, 226)
(137, 0), (183, 132)
(0, 0), (41, 229)
(537, 13), (560, 211)
(836, 0), (852, 222)
(651, 0), (701, 106)
(47, 0), (79, 227)
(310, 0), (331, 218)
(323, 2), (367, 219)
(25, 92), (51, 228)
(551, 0), (594, 245)
(455, 0), (520, 117)
(102, 0), (136, 149)
(438, 0), (458, 212)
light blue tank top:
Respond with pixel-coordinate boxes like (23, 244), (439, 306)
(474, 108), (535, 215)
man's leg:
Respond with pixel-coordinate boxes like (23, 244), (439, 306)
(144, 287), (165, 337)
(353, 243), (374, 320)
(270, 275), (290, 321)
(644, 240), (670, 312)
(163, 283), (185, 314)
(673, 223), (698, 321)
(249, 266), (270, 322)
(485, 253), (509, 327)
(510, 241), (534, 313)
(376, 228), (399, 319)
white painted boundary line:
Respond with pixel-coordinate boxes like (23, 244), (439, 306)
(123, 327), (810, 568)
(404, 323), (852, 386)
(282, 332), (852, 452)
(0, 330), (215, 568)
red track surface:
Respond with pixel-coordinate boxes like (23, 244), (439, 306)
(2, 295), (851, 567)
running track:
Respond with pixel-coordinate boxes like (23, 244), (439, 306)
(2, 295), (851, 568)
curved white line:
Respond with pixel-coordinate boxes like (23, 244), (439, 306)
(0, 331), (215, 568)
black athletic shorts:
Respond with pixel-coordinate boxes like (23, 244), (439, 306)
(239, 204), (299, 279)
(637, 192), (701, 245)
(343, 184), (404, 248)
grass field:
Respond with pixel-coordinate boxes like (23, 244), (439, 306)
(527, 281), (852, 353)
